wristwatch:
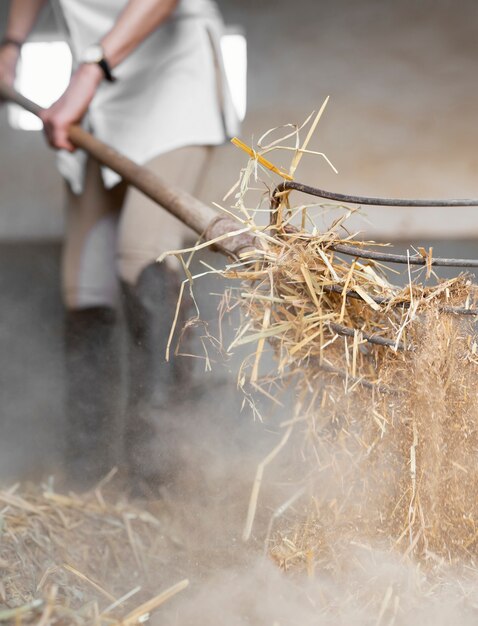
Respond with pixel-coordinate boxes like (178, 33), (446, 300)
(81, 44), (116, 83)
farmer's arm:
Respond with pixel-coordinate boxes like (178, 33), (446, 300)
(0, 0), (48, 93)
(40, 0), (179, 152)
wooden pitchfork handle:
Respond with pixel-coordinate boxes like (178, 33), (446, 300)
(0, 81), (256, 260)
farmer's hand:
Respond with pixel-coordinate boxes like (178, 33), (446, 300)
(39, 63), (103, 152)
(0, 44), (20, 101)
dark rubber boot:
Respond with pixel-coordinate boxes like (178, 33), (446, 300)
(121, 263), (193, 491)
(64, 306), (120, 489)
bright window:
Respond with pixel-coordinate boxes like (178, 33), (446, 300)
(221, 32), (247, 121)
(8, 41), (72, 131)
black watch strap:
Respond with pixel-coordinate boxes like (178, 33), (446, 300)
(98, 58), (116, 83)
(0, 37), (24, 50)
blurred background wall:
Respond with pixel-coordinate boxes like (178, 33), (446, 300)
(1, 0), (478, 478)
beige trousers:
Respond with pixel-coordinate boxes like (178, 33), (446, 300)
(62, 146), (211, 309)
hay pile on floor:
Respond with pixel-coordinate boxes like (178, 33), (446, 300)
(0, 481), (188, 624)
(201, 119), (478, 571)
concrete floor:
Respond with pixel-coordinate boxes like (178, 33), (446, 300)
(0, 243), (64, 478)
(0, 242), (279, 481)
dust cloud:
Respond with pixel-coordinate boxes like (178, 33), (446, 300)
(142, 299), (478, 625)
(146, 387), (478, 626)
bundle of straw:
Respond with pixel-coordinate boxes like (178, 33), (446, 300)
(199, 113), (478, 570)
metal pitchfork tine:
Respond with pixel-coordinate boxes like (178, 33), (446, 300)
(271, 181), (478, 268)
(270, 180), (478, 355)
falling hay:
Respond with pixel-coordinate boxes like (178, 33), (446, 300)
(188, 115), (478, 570)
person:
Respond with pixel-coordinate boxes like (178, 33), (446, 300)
(0, 0), (239, 489)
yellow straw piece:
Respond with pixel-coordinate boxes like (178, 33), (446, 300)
(289, 95), (330, 178)
(231, 137), (294, 181)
